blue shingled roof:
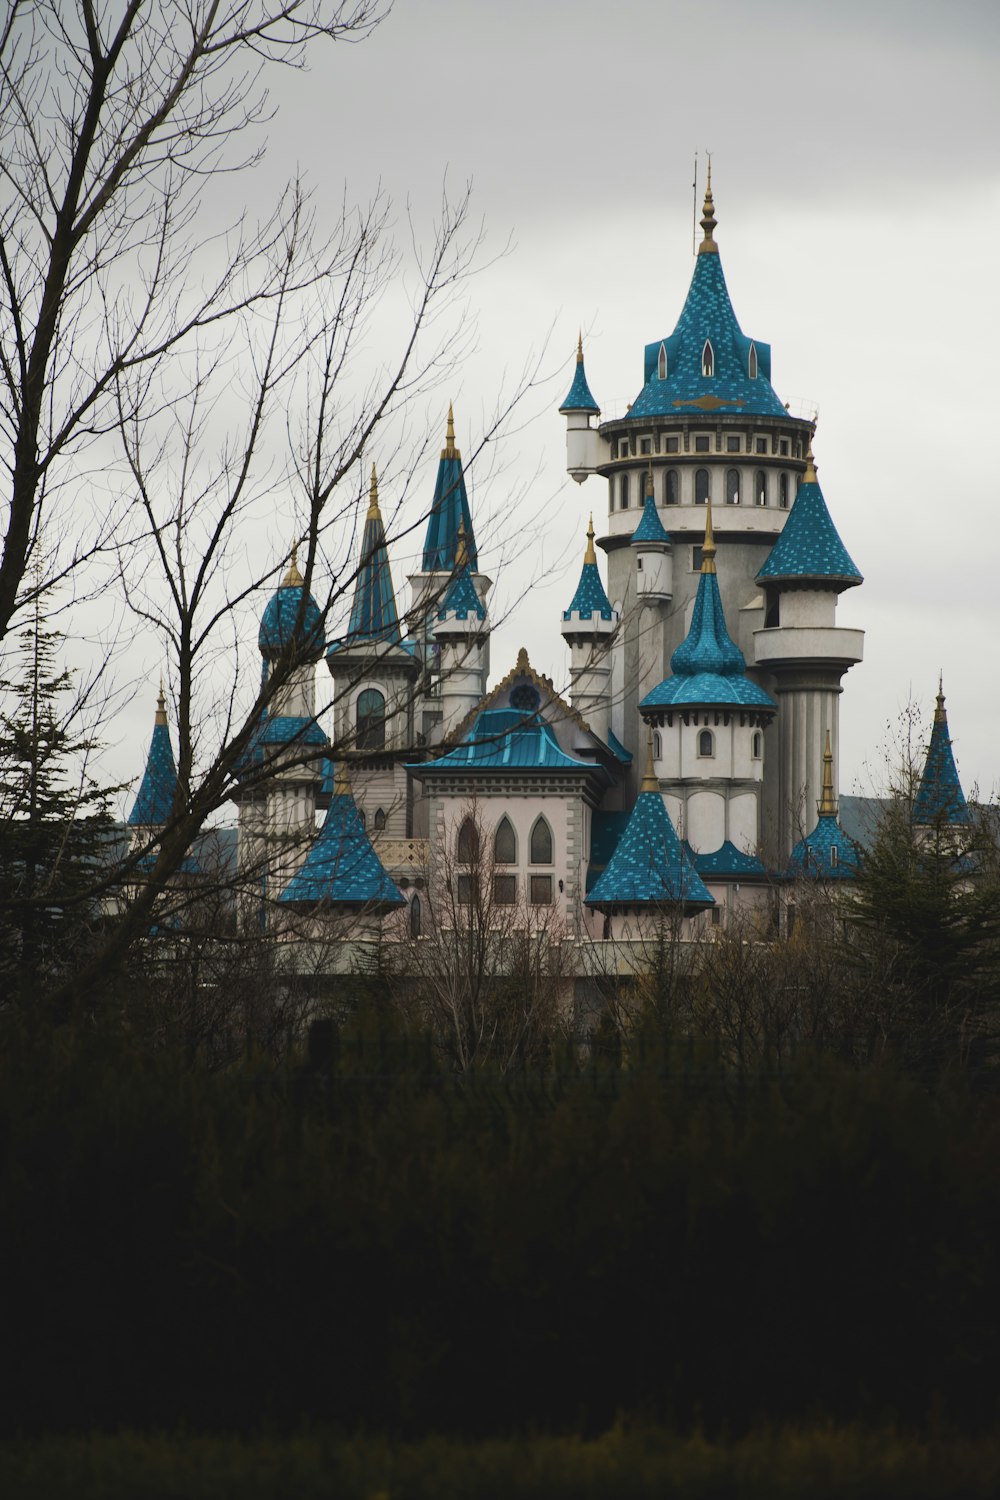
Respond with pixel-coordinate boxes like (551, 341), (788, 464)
(757, 476), (862, 588)
(422, 450), (478, 573)
(347, 506), (402, 643)
(412, 707), (597, 775)
(437, 563), (486, 621)
(685, 840), (768, 879)
(787, 813), (858, 881)
(235, 713), (329, 781)
(259, 582), (325, 661)
(629, 250), (786, 420)
(586, 787), (714, 910)
(128, 715), (179, 826)
(913, 702), (970, 825)
(607, 728), (633, 763)
(564, 559), (614, 622)
(631, 493), (672, 547)
(640, 552), (775, 713)
(279, 781), (405, 909)
(559, 353), (600, 414)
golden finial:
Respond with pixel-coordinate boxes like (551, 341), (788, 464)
(818, 728), (837, 817)
(576, 330), (584, 364)
(646, 459), (654, 499)
(516, 646), (530, 670)
(804, 435), (818, 484)
(334, 761), (352, 796)
(701, 500), (717, 574)
(282, 540), (304, 588)
(640, 728), (660, 794)
(698, 152), (718, 255)
(935, 673), (947, 725)
(155, 676), (167, 727)
(367, 462), (382, 520)
(584, 513), (597, 565)
(455, 517), (468, 569)
(441, 402), (459, 460)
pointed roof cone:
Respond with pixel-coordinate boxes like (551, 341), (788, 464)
(128, 684), (180, 826)
(913, 680), (970, 825)
(436, 519), (486, 624)
(787, 732), (856, 881)
(697, 156), (719, 255)
(259, 536), (325, 661)
(559, 330), (600, 414)
(631, 471), (672, 547)
(586, 740), (713, 912)
(422, 404), (479, 572)
(346, 463), (403, 643)
(757, 439), (862, 591)
(564, 514), (615, 622)
(279, 763), (405, 910)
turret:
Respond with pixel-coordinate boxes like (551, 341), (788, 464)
(630, 474), (673, 603)
(128, 682), (179, 837)
(559, 334), (606, 482)
(560, 515), (618, 741)
(913, 679), (970, 828)
(433, 521), (489, 737)
(786, 731), (857, 881)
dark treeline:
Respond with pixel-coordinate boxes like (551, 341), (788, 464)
(2, 1004), (999, 1441)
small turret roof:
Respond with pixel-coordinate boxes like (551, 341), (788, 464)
(564, 516), (615, 621)
(913, 683), (970, 825)
(757, 451), (862, 589)
(128, 685), (179, 826)
(631, 490), (672, 547)
(787, 814), (857, 881)
(279, 765), (405, 910)
(345, 465), (403, 644)
(412, 707), (598, 775)
(686, 840), (768, 879)
(586, 744), (713, 911)
(258, 547), (326, 661)
(437, 562), (486, 621)
(559, 332), (600, 414)
(422, 405), (479, 572)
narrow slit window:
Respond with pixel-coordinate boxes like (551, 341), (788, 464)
(755, 470), (767, 507)
(726, 468), (741, 505)
(657, 342), (667, 380)
(752, 731), (763, 758)
(779, 473), (789, 509)
(653, 731), (662, 759)
(702, 340), (714, 377)
(748, 342), (758, 379)
(409, 894), (422, 939)
(665, 469), (679, 505)
(695, 468), (711, 505)
(698, 729), (714, 757)
(374, 807), (386, 832)
(620, 473), (630, 510)
(457, 817), (479, 864)
(529, 816), (553, 865)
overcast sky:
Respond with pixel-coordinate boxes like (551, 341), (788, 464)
(114, 0), (1000, 803)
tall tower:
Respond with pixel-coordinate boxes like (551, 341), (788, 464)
(560, 516), (619, 742)
(433, 522), (490, 737)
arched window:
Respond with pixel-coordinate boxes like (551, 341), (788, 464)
(653, 731), (662, 759)
(726, 468), (741, 505)
(356, 687), (386, 750)
(702, 340), (714, 377)
(695, 468), (711, 505)
(698, 729), (714, 757)
(457, 817), (479, 864)
(657, 342), (667, 379)
(665, 469), (679, 505)
(409, 894), (422, 939)
(748, 343), (758, 379)
(620, 472), (630, 509)
(752, 731), (763, 758)
(779, 473), (789, 509)
(494, 816), (516, 865)
(755, 470), (767, 507)
(374, 807), (386, 832)
(529, 815), (553, 865)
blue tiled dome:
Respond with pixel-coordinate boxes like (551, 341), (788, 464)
(258, 559), (325, 661)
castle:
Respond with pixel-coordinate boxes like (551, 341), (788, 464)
(126, 175), (971, 962)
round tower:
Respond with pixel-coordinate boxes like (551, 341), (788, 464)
(560, 516), (619, 742)
(433, 521), (489, 738)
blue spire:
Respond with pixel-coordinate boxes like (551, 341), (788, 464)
(128, 684), (179, 826)
(279, 764), (405, 910)
(564, 517), (614, 621)
(559, 333), (600, 414)
(641, 507), (775, 712)
(258, 547), (325, 661)
(913, 683), (970, 825)
(629, 175), (786, 421)
(586, 747), (713, 911)
(347, 465), (402, 643)
(422, 405), (479, 572)
(757, 450), (862, 589)
(630, 488), (672, 547)
(787, 733), (857, 880)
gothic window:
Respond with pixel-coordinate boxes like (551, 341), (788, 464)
(374, 807), (386, 831)
(494, 816), (516, 865)
(657, 342), (667, 379)
(665, 469), (679, 505)
(755, 470), (767, 507)
(726, 468), (741, 505)
(702, 340), (714, 377)
(457, 817), (479, 864)
(409, 894), (422, 939)
(529, 815), (553, 865)
(779, 473), (789, 509)
(356, 687), (386, 750)
(752, 731), (763, 758)
(695, 468), (711, 505)
(748, 343), (758, 379)
(698, 729), (714, 757)
(620, 472), (630, 509)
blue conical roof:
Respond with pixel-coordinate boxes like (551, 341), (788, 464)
(564, 520), (614, 622)
(630, 491), (672, 547)
(422, 408), (478, 572)
(559, 337), (600, 414)
(279, 768), (405, 909)
(259, 552), (325, 662)
(913, 688), (970, 825)
(437, 561), (486, 621)
(640, 512), (775, 713)
(346, 469), (402, 643)
(757, 463), (862, 589)
(787, 814), (857, 881)
(128, 689), (179, 826)
(586, 761), (713, 911)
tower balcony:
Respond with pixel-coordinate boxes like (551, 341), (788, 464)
(753, 625), (864, 672)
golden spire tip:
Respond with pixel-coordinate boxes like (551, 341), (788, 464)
(701, 499), (717, 573)
(935, 674), (947, 724)
(698, 151), (718, 255)
(155, 676), (167, 726)
(584, 513), (596, 565)
(455, 516), (468, 569)
(818, 727), (838, 817)
(334, 761), (352, 796)
(282, 539), (304, 588)
(367, 462), (381, 520)
(804, 434), (818, 484)
(576, 330), (584, 364)
(640, 728), (659, 794)
(442, 402), (459, 460)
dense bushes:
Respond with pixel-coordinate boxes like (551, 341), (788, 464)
(1, 1011), (999, 1439)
